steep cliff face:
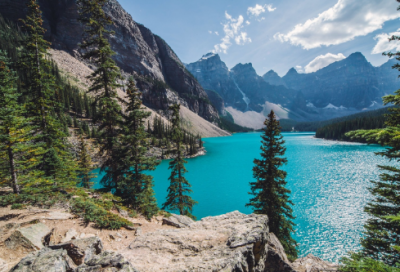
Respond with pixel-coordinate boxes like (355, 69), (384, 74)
(263, 70), (287, 88)
(186, 53), (245, 111)
(376, 58), (400, 96)
(231, 63), (297, 112)
(0, 0), (219, 122)
(186, 54), (297, 113)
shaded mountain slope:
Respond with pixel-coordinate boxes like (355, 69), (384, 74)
(0, 0), (219, 122)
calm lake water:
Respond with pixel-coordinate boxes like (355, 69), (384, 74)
(93, 132), (393, 262)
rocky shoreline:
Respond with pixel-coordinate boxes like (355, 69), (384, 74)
(0, 206), (338, 272)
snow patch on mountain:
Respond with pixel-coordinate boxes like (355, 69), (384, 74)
(306, 102), (316, 108)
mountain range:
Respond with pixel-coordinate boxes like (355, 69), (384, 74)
(0, 0), (221, 130)
(186, 52), (400, 129)
(1, 0), (399, 131)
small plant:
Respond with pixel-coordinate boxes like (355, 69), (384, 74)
(128, 210), (137, 218)
(11, 203), (25, 210)
(71, 197), (132, 230)
(158, 210), (172, 218)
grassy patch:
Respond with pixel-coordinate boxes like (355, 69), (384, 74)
(71, 197), (132, 230)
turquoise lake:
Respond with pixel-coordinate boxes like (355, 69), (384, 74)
(94, 132), (393, 262)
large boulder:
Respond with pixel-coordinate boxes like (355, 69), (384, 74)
(121, 211), (295, 272)
(10, 237), (138, 272)
(49, 236), (103, 265)
(9, 248), (74, 272)
(75, 251), (138, 272)
(162, 214), (194, 228)
(5, 223), (51, 251)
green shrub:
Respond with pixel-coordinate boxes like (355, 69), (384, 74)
(71, 198), (132, 230)
(0, 191), (69, 209)
(93, 199), (113, 211)
(158, 210), (172, 218)
(340, 254), (400, 272)
(129, 210), (137, 218)
(11, 203), (25, 210)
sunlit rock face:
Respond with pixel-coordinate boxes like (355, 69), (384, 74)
(0, 0), (219, 122)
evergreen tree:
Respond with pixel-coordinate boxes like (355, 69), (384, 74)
(78, 0), (124, 194)
(0, 51), (32, 194)
(19, 0), (76, 185)
(246, 110), (298, 260)
(346, 101), (400, 265)
(77, 135), (95, 189)
(119, 78), (159, 219)
(162, 104), (197, 219)
(344, 3), (400, 264)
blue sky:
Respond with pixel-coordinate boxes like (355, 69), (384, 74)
(118, 0), (400, 76)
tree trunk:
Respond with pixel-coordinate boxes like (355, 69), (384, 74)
(7, 146), (19, 195)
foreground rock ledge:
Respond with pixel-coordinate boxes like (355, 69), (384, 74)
(121, 211), (296, 272)
(8, 211), (338, 272)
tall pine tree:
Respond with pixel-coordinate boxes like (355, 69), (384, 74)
(77, 0), (124, 194)
(0, 51), (32, 194)
(344, 2), (400, 265)
(246, 110), (298, 260)
(77, 135), (96, 189)
(19, 0), (76, 186)
(119, 78), (159, 219)
(162, 104), (197, 219)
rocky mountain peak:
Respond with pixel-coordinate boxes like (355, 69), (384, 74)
(334, 52), (371, 69)
(264, 70), (279, 76)
(231, 63), (257, 77)
(285, 67), (299, 76)
(200, 52), (219, 60)
(262, 70), (287, 87)
(347, 52), (366, 61)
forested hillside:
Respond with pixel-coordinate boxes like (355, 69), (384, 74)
(294, 107), (389, 132)
(0, 5), (202, 228)
(315, 114), (385, 142)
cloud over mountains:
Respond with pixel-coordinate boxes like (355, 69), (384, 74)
(274, 0), (400, 49)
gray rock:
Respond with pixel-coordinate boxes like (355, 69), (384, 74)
(122, 211), (293, 272)
(119, 210), (129, 218)
(10, 248), (73, 272)
(41, 211), (73, 220)
(0, 258), (8, 272)
(134, 227), (142, 236)
(162, 214), (194, 228)
(49, 236), (103, 265)
(265, 233), (296, 272)
(62, 229), (78, 243)
(292, 254), (339, 272)
(75, 251), (138, 272)
(5, 223), (51, 250)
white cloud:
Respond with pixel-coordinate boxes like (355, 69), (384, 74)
(246, 20), (251, 25)
(372, 29), (400, 54)
(274, 0), (400, 49)
(215, 31), (219, 36)
(295, 65), (304, 73)
(266, 4), (276, 12)
(304, 53), (346, 73)
(235, 32), (252, 45)
(208, 31), (212, 34)
(213, 12), (252, 54)
(247, 4), (276, 17)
